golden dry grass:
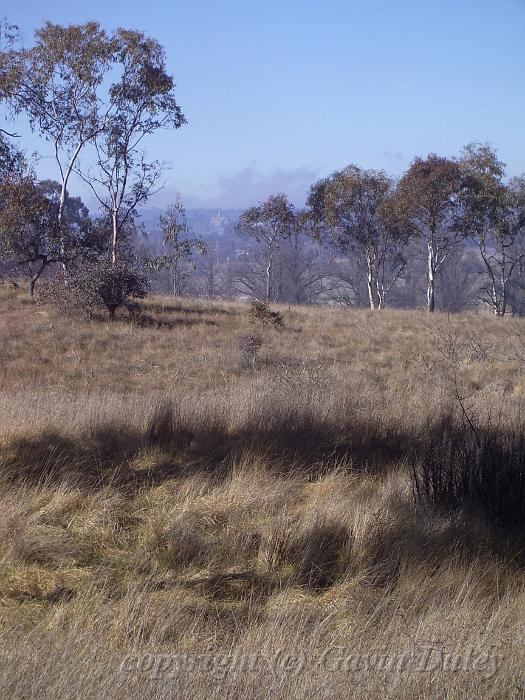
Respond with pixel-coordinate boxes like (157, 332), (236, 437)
(0, 285), (524, 698)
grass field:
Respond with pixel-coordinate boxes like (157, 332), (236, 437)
(0, 285), (524, 698)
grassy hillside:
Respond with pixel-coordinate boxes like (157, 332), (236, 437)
(0, 286), (524, 698)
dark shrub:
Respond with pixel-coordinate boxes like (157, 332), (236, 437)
(40, 260), (149, 320)
(239, 333), (264, 370)
(249, 300), (284, 328)
(413, 414), (525, 530)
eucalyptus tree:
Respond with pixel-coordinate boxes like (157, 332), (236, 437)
(76, 29), (186, 265)
(0, 21), (113, 227)
(278, 209), (325, 304)
(0, 176), (74, 295)
(0, 21), (185, 265)
(394, 155), (463, 312)
(459, 144), (525, 315)
(235, 193), (296, 302)
(308, 165), (406, 310)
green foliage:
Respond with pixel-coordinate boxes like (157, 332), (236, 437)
(0, 131), (25, 179)
(308, 165), (395, 249)
(249, 300), (284, 327)
(307, 166), (407, 309)
(77, 260), (149, 319)
(38, 180), (91, 231)
(0, 176), (95, 295)
(458, 144), (525, 314)
(41, 260), (149, 320)
(236, 194), (296, 302)
(395, 154), (463, 222)
(236, 193), (296, 245)
(0, 177), (66, 294)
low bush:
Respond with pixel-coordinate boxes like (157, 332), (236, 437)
(239, 333), (264, 370)
(39, 260), (149, 320)
(249, 300), (284, 327)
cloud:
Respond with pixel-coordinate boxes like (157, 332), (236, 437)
(158, 163), (322, 209)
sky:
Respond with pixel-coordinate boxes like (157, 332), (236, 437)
(2, 0), (525, 211)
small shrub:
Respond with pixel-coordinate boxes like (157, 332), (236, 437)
(249, 300), (284, 328)
(37, 271), (75, 316)
(240, 333), (264, 370)
(40, 261), (149, 320)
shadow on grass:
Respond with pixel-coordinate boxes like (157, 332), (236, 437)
(142, 301), (236, 317)
(2, 402), (525, 534)
(131, 313), (218, 329)
(3, 403), (525, 601)
(88, 309), (219, 328)
(0, 401), (415, 489)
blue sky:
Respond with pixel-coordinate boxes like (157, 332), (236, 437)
(3, 0), (525, 209)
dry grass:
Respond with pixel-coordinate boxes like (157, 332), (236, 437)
(0, 285), (524, 698)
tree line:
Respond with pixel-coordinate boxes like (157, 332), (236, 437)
(230, 148), (525, 315)
(169, 149), (525, 316)
(0, 20), (524, 316)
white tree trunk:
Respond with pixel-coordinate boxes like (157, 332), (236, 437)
(427, 242), (435, 312)
(365, 252), (377, 310)
(111, 209), (118, 266)
(266, 254), (273, 302)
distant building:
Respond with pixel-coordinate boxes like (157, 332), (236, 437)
(210, 209), (228, 232)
